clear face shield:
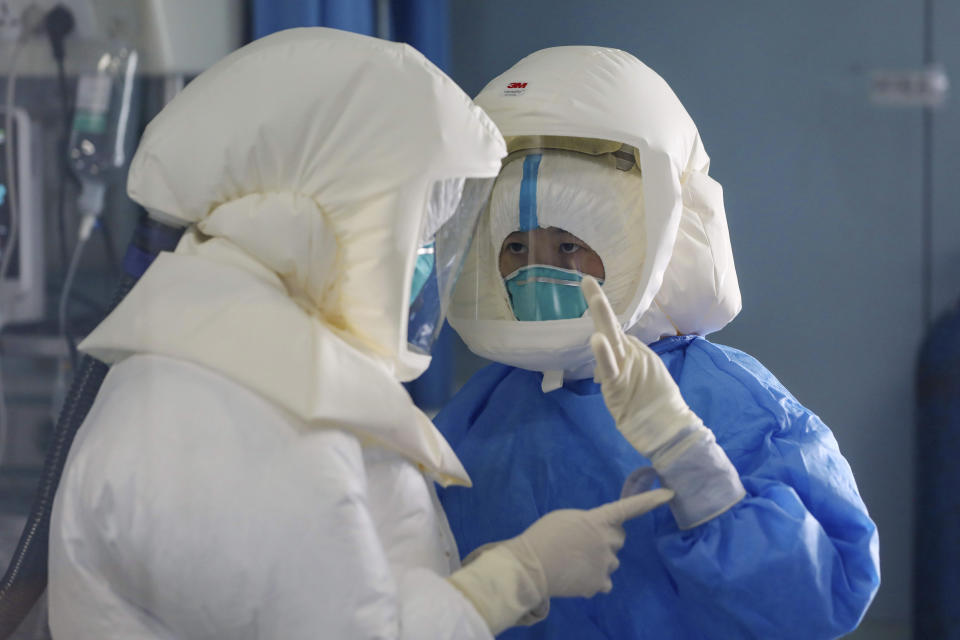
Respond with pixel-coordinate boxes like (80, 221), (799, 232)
(448, 137), (644, 328)
(407, 176), (496, 354)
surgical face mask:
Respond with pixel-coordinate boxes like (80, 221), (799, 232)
(504, 265), (603, 321)
(497, 222), (606, 322)
(409, 242), (436, 305)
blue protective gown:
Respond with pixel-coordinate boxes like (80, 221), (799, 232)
(436, 336), (879, 639)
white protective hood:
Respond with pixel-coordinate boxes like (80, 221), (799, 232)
(80, 28), (505, 483)
(449, 46), (740, 386)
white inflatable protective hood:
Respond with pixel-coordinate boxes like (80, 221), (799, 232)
(125, 28), (504, 378)
(449, 46), (741, 385)
(80, 28), (505, 484)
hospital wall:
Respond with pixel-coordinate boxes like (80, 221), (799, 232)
(450, 2), (960, 637)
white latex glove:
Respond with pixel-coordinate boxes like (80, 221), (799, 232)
(448, 488), (674, 635)
(582, 276), (746, 530)
(582, 276), (700, 459)
(503, 487), (674, 598)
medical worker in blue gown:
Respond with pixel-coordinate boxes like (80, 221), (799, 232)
(437, 46), (880, 639)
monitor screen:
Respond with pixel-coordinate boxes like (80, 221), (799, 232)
(0, 120), (20, 279)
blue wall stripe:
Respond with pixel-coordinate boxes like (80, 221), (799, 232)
(518, 153), (542, 231)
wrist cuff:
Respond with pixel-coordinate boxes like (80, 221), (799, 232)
(448, 543), (550, 635)
(651, 428), (746, 529)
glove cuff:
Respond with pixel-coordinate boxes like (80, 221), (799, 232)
(652, 425), (746, 529)
(448, 543), (550, 635)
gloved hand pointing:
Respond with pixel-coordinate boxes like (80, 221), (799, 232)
(503, 488), (675, 598)
(582, 275), (701, 457)
(582, 275), (746, 531)
(448, 488), (673, 635)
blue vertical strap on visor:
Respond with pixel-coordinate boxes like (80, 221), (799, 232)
(518, 153), (542, 231)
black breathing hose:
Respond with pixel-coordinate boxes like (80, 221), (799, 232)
(46, 5), (75, 281)
(0, 215), (183, 638)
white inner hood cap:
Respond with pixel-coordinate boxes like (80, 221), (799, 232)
(449, 46), (740, 384)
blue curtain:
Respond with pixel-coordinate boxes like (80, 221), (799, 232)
(251, 0), (450, 71)
(248, 0), (455, 411)
(251, 1), (376, 38)
(391, 0), (450, 71)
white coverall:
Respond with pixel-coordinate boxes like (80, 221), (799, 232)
(49, 28), (507, 639)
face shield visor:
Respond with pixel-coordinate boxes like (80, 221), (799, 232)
(407, 176), (495, 355)
(449, 138), (645, 330)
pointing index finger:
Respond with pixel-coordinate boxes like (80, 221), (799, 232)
(582, 276), (625, 362)
(591, 488), (675, 525)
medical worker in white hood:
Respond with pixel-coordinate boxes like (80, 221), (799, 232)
(47, 30), (674, 639)
(437, 46), (880, 639)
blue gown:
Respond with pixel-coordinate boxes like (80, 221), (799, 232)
(436, 335), (879, 639)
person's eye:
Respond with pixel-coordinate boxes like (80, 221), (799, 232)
(559, 243), (580, 254)
(507, 242), (528, 254)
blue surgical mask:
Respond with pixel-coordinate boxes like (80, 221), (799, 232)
(504, 265), (602, 321)
(409, 243), (436, 305)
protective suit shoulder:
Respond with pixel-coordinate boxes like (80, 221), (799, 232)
(68, 353), (367, 483)
(674, 338), (834, 449)
(703, 340), (804, 404)
(677, 338), (795, 399)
